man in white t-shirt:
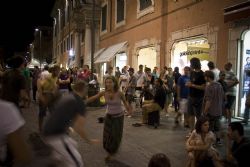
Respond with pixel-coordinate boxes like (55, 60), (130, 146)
(207, 61), (220, 81)
(39, 65), (51, 80)
(0, 99), (31, 166)
(134, 64), (146, 90)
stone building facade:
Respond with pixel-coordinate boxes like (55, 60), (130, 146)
(51, 0), (250, 118)
(51, 0), (100, 69)
(94, 0), (250, 117)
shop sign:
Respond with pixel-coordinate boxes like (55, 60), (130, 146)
(246, 49), (250, 55)
(179, 46), (210, 61)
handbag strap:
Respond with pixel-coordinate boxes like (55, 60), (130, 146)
(62, 138), (80, 167)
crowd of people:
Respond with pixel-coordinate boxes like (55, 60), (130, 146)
(0, 55), (250, 167)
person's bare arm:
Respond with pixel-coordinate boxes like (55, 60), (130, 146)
(120, 91), (130, 113)
(186, 82), (206, 90)
(203, 100), (211, 115)
(72, 114), (99, 144)
(186, 131), (195, 150)
(189, 141), (211, 151)
(227, 80), (239, 89)
(86, 91), (105, 104)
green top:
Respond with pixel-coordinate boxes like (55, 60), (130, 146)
(22, 68), (30, 79)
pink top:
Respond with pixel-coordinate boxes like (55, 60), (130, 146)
(104, 92), (123, 115)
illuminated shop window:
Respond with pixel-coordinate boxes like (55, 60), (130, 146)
(171, 38), (210, 72)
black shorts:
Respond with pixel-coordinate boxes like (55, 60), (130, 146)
(225, 95), (236, 110)
(207, 115), (221, 132)
(126, 94), (134, 103)
(39, 103), (47, 118)
(188, 97), (203, 118)
(135, 87), (142, 91)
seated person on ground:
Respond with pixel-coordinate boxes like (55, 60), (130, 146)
(186, 117), (222, 167)
(227, 121), (250, 167)
(138, 78), (166, 125)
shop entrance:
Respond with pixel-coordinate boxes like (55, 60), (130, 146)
(236, 30), (250, 118)
(115, 52), (127, 70)
(137, 47), (157, 70)
(171, 38), (210, 73)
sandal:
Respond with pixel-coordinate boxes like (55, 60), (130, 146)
(132, 123), (142, 127)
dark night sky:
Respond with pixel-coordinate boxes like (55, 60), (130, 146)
(0, 0), (55, 56)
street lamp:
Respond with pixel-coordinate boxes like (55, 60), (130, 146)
(35, 28), (42, 69)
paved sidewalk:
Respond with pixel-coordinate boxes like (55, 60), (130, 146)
(21, 103), (250, 167)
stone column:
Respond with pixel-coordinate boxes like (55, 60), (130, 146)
(74, 31), (81, 68)
(84, 24), (92, 66)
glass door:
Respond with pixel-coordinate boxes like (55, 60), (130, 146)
(236, 30), (250, 118)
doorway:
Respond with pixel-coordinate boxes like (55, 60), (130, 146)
(137, 46), (157, 70)
(236, 30), (250, 118)
(171, 37), (210, 73)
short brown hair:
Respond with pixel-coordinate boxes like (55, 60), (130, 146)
(148, 153), (171, 167)
(204, 70), (214, 80)
(72, 80), (87, 92)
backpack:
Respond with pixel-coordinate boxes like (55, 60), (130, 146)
(28, 132), (66, 167)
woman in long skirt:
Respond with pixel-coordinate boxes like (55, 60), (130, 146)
(87, 76), (130, 162)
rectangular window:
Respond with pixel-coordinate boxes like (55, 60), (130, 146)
(64, 40), (66, 52)
(70, 34), (74, 48)
(54, 48), (56, 58)
(81, 29), (85, 42)
(139, 0), (152, 11)
(101, 5), (107, 32)
(61, 42), (63, 54)
(62, 12), (65, 29)
(67, 37), (70, 50)
(54, 21), (57, 37)
(54, 27), (57, 37)
(116, 0), (124, 23)
(67, 4), (70, 22)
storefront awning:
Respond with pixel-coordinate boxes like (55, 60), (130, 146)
(28, 58), (40, 68)
(85, 48), (106, 66)
(224, 1), (250, 22)
(95, 41), (128, 64)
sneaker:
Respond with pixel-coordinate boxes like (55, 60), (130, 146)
(216, 141), (223, 146)
(165, 114), (170, 117)
(132, 123), (142, 127)
(127, 115), (132, 118)
(154, 123), (158, 129)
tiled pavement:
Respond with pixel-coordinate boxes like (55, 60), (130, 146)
(21, 103), (250, 167)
